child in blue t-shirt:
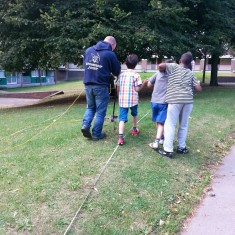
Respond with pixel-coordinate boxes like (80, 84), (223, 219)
(147, 70), (169, 149)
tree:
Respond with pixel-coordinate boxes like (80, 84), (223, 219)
(1, 0), (234, 81)
(40, 0), (154, 63)
(146, 0), (196, 61)
(0, 0), (207, 70)
(184, 0), (235, 85)
(40, 0), (196, 63)
(0, 0), (56, 71)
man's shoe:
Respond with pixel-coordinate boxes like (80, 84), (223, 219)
(176, 147), (189, 154)
(81, 126), (92, 138)
(157, 148), (173, 159)
(92, 132), (107, 141)
(118, 138), (124, 145)
(131, 128), (139, 136)
(149, 140), (159, 149)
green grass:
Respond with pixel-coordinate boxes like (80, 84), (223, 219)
(0, 79), (235, 234)
(195, 71), (235, 83)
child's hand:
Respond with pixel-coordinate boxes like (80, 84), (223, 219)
(143, 79), (148, 85)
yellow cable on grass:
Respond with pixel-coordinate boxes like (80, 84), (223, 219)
(0, 90), (84, 154)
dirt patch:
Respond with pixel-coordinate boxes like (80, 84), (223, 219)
(33, 91), (87, 107)
(228, 132), (235, 139)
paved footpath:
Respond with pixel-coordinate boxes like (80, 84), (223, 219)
(180, 145), (235, 235)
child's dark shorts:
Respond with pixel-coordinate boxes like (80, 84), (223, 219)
(151, 102), (168, 123)
(119, 105), (138, 122)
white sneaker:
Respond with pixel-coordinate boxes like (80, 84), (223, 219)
(159, 139), (164, 145)
(149, 140), (159, 149)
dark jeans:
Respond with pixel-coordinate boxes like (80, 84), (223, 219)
(82, 85), (109, 137)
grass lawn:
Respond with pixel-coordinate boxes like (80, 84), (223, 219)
(0, 78), (235, 234)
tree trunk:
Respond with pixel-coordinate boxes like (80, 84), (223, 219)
(39, 69), (42, 86)
(202, 57), (206, 83)
(65, 63), (69, 81)
(210, 54), (220, 86)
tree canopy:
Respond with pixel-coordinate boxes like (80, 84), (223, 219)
(183, 0), (235, 85)
(0, 0), (234, 85)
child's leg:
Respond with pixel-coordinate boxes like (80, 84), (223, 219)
(163, 104), (181, 152)
(132, 116), (137, 129)
(118, 120), (125, 145)
(131, 116), (139, 136)
(156, 122), (164, 139)
(119, 121), (125, 135)
(130, 105), (139, 135)
(149, 122), (163, 149)
(118, 107), (128, 144)
(178, 103), (193, 148)
(130, 105), (138, 129)
(152, 103), (167, 144)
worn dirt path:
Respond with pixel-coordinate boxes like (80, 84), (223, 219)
(0, 97), (40, 108)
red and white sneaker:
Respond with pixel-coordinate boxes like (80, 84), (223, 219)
(118, 138), (124, 145)
(131, 128), (139, 136)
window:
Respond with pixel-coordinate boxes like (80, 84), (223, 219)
(31, 70), (39, 77)
(6, 72), (17, 84)
(0, 71), (5, 78)
(31, 70), (46, 77)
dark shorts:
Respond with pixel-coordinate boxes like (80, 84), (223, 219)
(119, 105), (138, 122)
(151, 102), (168, 123)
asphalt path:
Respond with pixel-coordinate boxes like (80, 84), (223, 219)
(181, 145), (235, 235)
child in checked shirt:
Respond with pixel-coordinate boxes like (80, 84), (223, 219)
(116, 54), (147, 145)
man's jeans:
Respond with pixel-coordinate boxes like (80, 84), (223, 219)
(82, 85), (109, 138)
(163, 103), (193, 152)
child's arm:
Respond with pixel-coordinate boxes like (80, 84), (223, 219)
(192, 74), (202, 92)
(193, 84), (202, 92)
(147, 73), (157, 88)
(158, 63), (166, 72)
(134, 79), (148, 92)
(147, 81), (153, 88)
(115, 75), (120, 94)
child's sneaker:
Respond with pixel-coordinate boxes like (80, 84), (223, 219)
(131, 128), (139, 136)
(149, 140), (159, 149)
(159, 138), (164, 145)
(118, 138), (124, 145)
